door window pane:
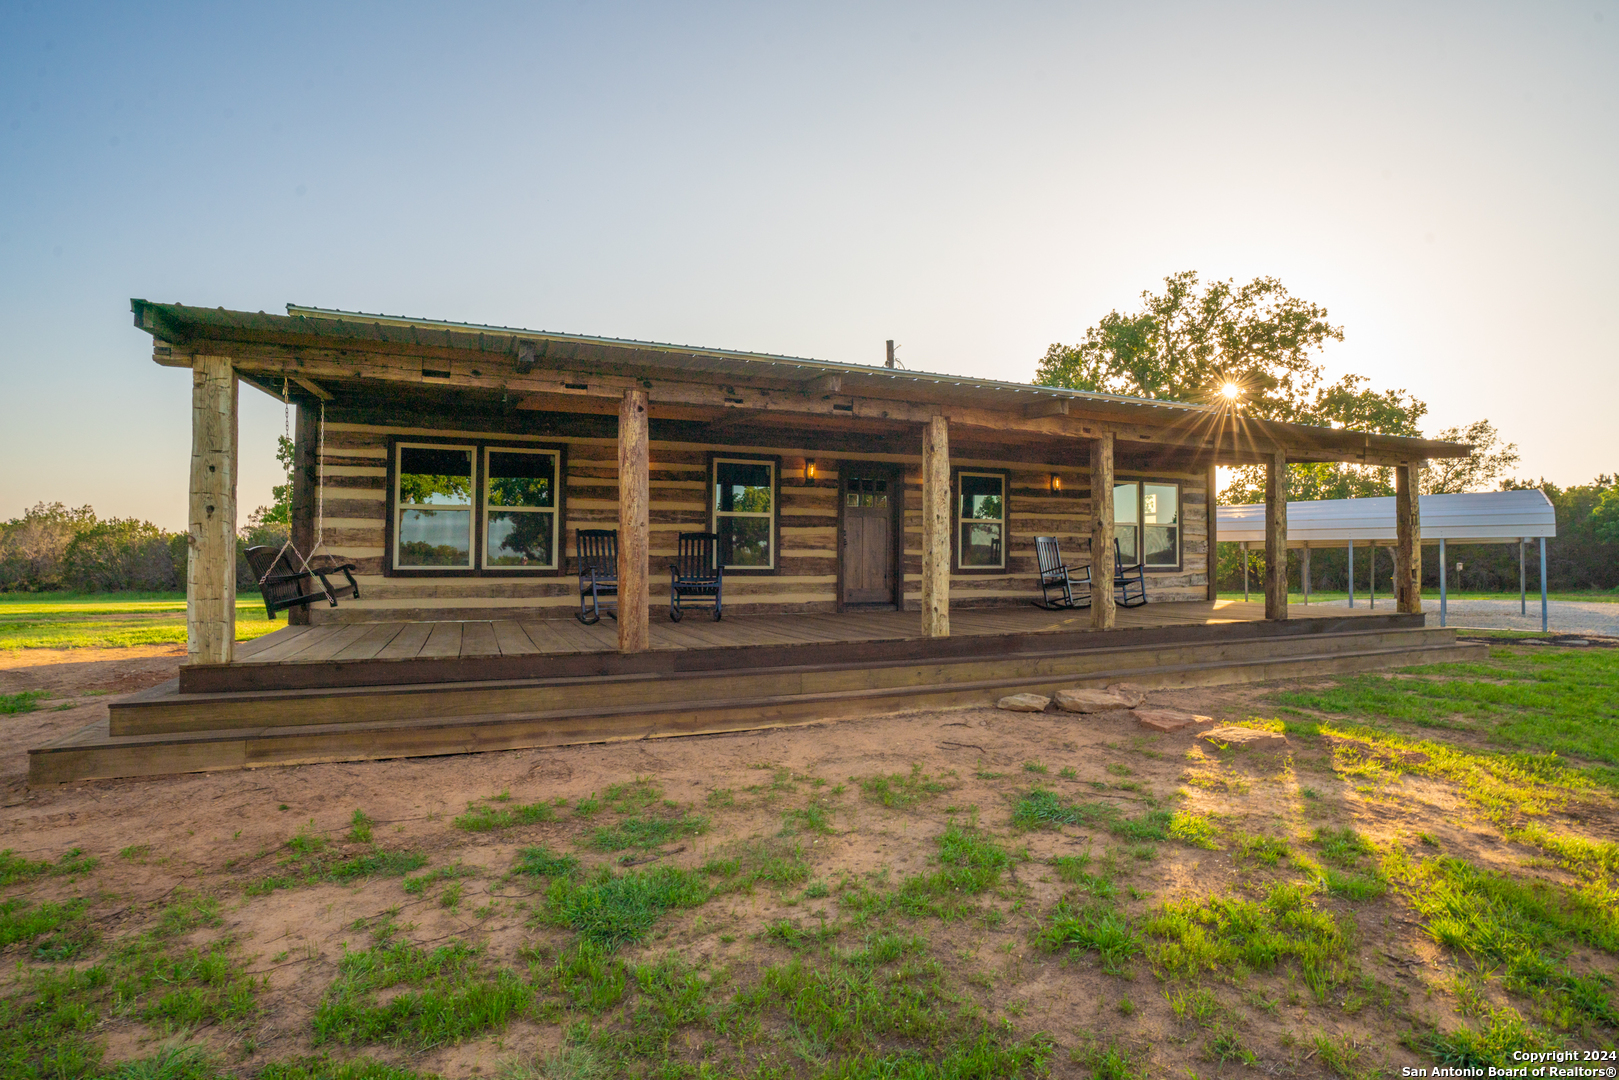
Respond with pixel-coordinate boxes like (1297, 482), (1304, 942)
(959, 522), (1003, 567)
(713, 459), (774, 569)
(397, 445), (473, 568)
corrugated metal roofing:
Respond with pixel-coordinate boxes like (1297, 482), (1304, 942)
(1217, 489), (1556, 545)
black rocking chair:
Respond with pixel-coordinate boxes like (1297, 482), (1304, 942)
(244, 545), (360, 620)
(1114, 537), (1148, 608)
(669, 532), (723, 622)
(576, 529), (619, 624)
(1032, 535), (1090, 610)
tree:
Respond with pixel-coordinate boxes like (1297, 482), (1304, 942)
(246, 435), (296, 530)
(1422, 420), (1520, 495)
(0, 502), (98, 591)
(1035, 271), (1511, 505)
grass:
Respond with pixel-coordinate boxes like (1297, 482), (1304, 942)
(1010, 787), (1178, 843)
(313, 938), (530, 1049)
(0, 846), (98, 886)
(243, 825), (427, 895)
(858, 763), (955, 808)
(453, 795), (557, 832)
(0, 590), (279, 649)
(540, 862), (711, 949)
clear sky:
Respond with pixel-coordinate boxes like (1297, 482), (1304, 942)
(2, 1), (1614, 529)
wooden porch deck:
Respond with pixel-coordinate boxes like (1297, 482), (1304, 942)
(237, 599), (1388, 668)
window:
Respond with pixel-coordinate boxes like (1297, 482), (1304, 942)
(713, 458), (775, 569)
(957, 472), (1006, 569)
(395, 444), (475, 568)
(484, 448), (559, 570)
(1112, 481), (1180, 569)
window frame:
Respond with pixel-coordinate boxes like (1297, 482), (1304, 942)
(708, 453), (781, 574)
(384, 436), (568, 578)
(1111, 478), (1183, 572)
(952, 467), (1010, 573)
(481, 445), (563, 573)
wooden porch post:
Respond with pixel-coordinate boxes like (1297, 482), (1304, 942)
(187, 355), (238, 665)
(617, 388), (650, 653)
(920, 414), (950, 638)
(1395, 461), (1422, 614)
(1205, 459), (1219, 602)
(288, 404), (319, 626)
(1264, 450), (1288, 621)
(1090, 432), (1116, 630)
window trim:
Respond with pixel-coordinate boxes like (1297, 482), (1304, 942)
(1111, 478), (1183, 573)
(391, 440), (478, 574)
(481, 446), (563, 573)
(951, 467), (1010, 573)
(384, 435), (568, 578)
(708, 453), (781, 574)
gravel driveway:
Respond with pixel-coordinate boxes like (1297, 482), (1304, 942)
(1429, 597), (1619, 635)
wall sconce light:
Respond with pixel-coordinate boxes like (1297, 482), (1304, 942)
(805, 460), (817, 485)
(1050, 473), (1061, 493)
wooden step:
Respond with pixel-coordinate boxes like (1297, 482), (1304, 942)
(111, 627), (1458, 736)
(35, 637), (1486, 784)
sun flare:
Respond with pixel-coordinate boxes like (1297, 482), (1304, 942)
(1220, 382), (1241, 400)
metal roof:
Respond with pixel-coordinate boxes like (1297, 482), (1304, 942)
(1218, 489), (1556, 546)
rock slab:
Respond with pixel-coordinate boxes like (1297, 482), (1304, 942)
(1201, 725), (1287, 748)
(997, 693), (1051, 712)
(1106, 683), (1148, 709)
(1134, 708), (1213, 732)
(1054, 688), (1134, 713)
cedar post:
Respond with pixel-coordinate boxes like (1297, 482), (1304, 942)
(288, 404), (319, 626)
(1395, 461), (1422, 614)
(1264, 450), (1288, 620)
(1090, 432), (1116, 630)
(920, 413), (950, 638)
(1205, 460), (1219, 602)
(617, 388), (650, 653)
(187, 355), (238, 664)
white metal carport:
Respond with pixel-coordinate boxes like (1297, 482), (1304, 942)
(1217, 490), (1558, 630)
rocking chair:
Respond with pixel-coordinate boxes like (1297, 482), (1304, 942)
(576, 529), (619, 624)
(1114, 537), (1148, 608)
(244, 545), (360, 620)
(1032, 536), (1090, 610)
(669, 532), (723, 622)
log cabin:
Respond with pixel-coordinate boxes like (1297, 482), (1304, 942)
(27, 301), (1482, 784)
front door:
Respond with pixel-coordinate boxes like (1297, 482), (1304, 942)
(841, 471), (895, 606)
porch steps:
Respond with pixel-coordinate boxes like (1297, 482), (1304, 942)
(31, 626), (1483, 783)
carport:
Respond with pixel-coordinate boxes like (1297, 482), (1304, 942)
(1217, 489), (1558, 630)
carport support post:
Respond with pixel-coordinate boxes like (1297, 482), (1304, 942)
(1520, 539), (1526, 615)
(921, 413), (951, 638)
(617, 387), (650, 654)
(1370, 545), (1376, 609)
(1264, 450), (1288, 620)
(187, 355), (238, 665)
(1439, 538), (1447, 628)
(1089, 431), (1116, 630)
(1395, 462), (1421, 615)
(1347, 541), (1354, 608)
(1540, 537), (1548, 633)
(1302, 543), (1310, 605)
(1205, 460), (1219, 602)
(1241, 543), (1249, 601)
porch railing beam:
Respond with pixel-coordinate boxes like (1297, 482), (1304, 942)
(187, 355), (238, 665)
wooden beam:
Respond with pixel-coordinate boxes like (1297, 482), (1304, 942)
(804, 373), (843, 396)
(1206, 459), (1219, 602)
(617, 388), (650, 653)
(288, 404), (319, 626)
(291, 375), (332, 401)
(1396, 461), (1422, 614)
(188, 356), (237, 664)
(1264, 451), (1288, 621)
(920, 414), (950, 638)
(1023, 398), (1069, 418)
(1090, 433), (1116, 629)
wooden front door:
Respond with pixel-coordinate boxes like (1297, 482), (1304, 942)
(841, 471), (895, 606)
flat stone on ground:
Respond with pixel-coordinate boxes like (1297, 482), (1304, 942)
(997, 693), (1051, 712)
(1054, 688), (1133, 713)
(1201, 725), (1287, 748)
(1135, 708), (1213, 732)
(1106, 683), (1148, 709)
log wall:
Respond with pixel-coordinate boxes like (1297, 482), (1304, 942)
(305, 416), (1208, 623)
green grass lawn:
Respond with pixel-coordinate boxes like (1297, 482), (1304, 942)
(0, 592), (281, 650)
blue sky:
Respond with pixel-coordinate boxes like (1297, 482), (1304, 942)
(2, 1), (1615, 528)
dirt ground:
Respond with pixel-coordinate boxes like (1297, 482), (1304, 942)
(1, 644), (1612, 1077)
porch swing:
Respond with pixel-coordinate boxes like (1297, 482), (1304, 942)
(244, 383), (360, 620)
